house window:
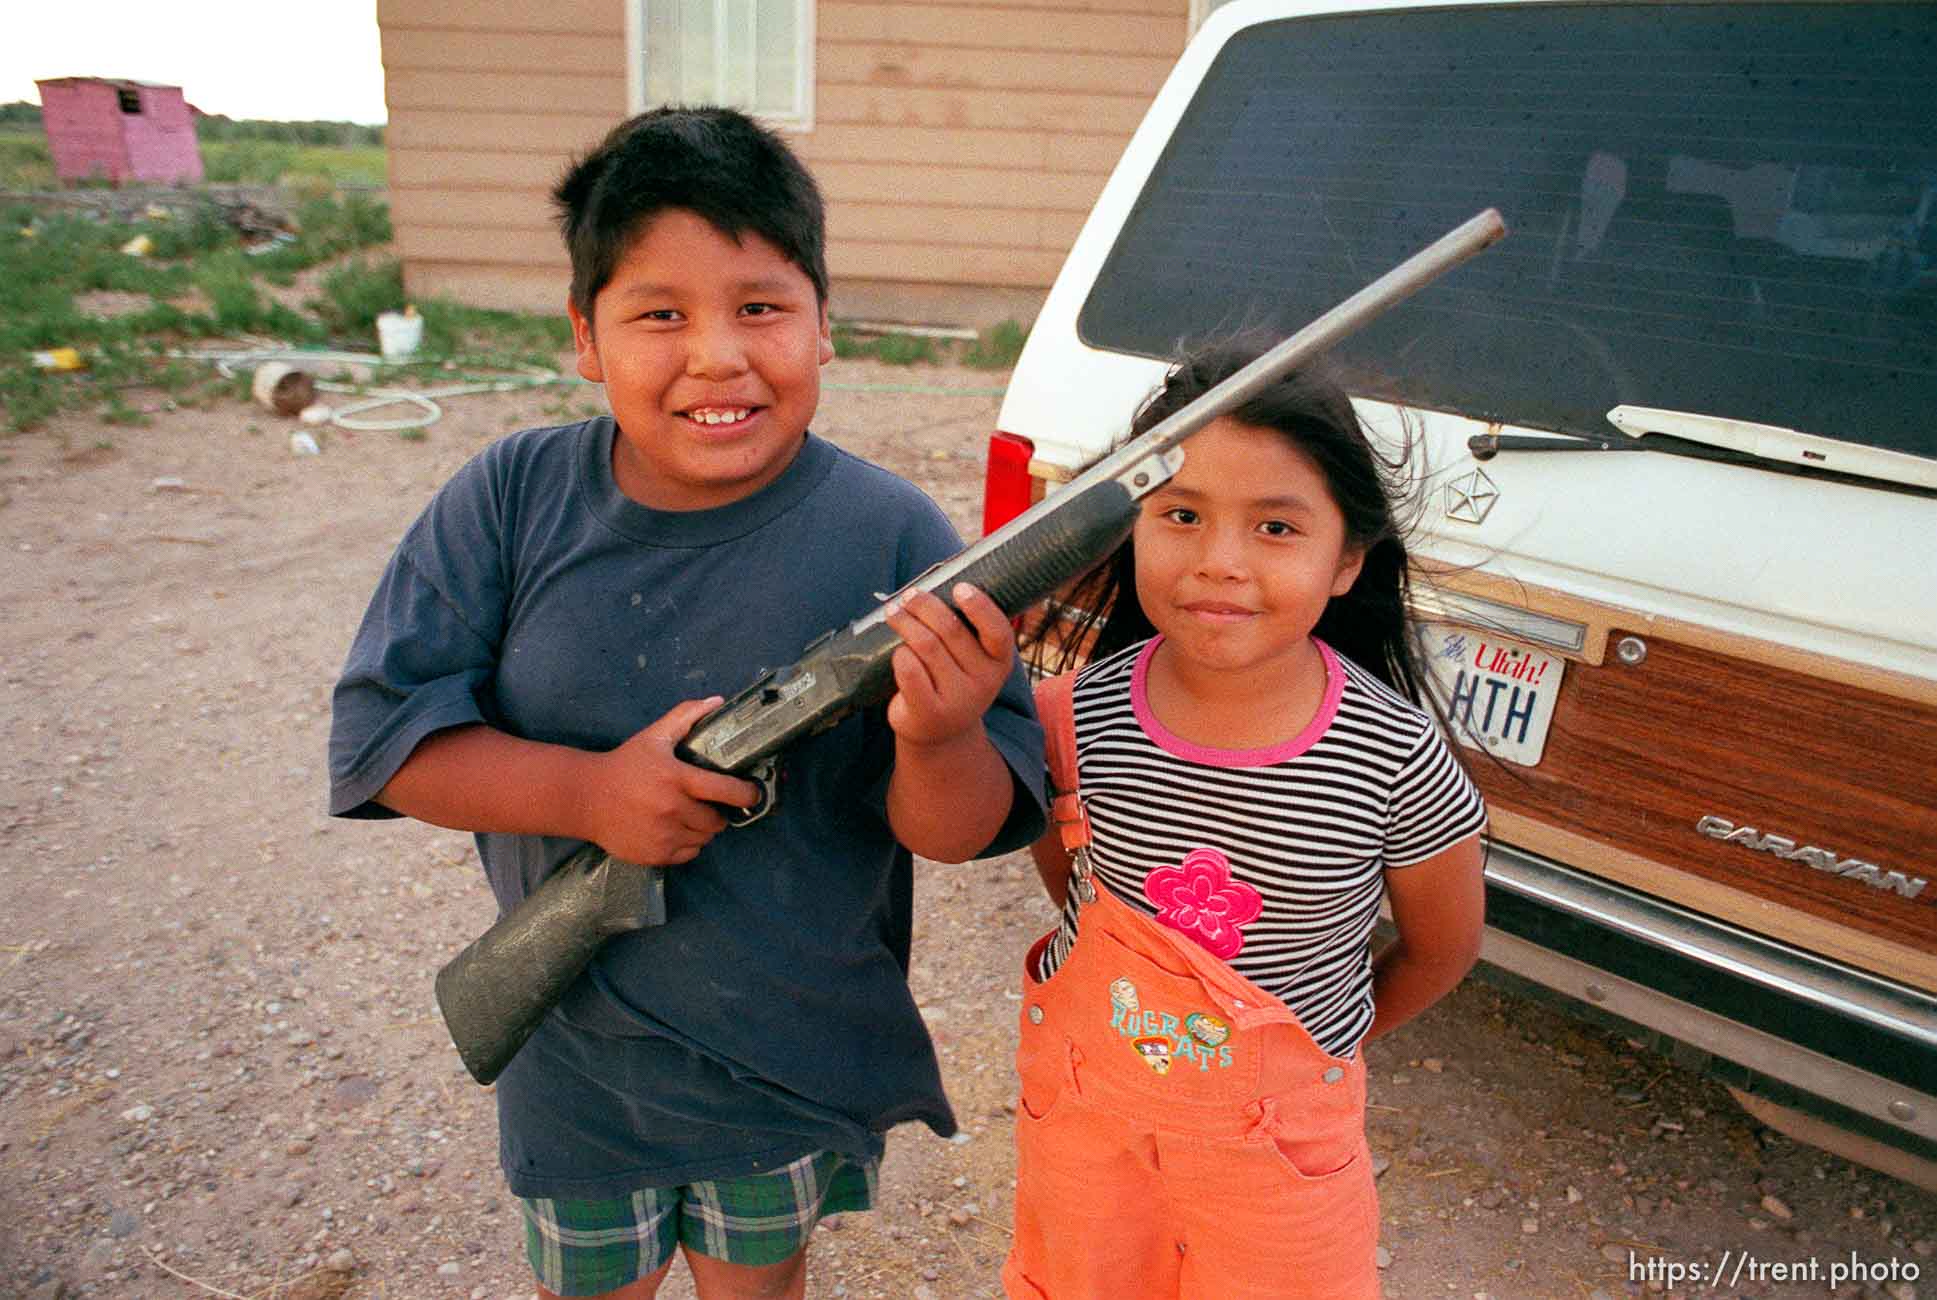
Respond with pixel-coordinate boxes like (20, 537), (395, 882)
(637, 0), (814, 129)
(117, 88), (142, 114)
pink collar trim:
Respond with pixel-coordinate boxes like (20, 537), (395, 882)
(1130, 636), (1343, 767)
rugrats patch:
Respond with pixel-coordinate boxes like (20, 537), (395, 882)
(1108, 976), (1234, 1073)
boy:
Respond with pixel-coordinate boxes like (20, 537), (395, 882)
(328, 107), (1045, 1300)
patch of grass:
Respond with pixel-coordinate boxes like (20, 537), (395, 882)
(870, 333), (938, 365)
(831, 325), (939, 365)
(196, 118), (384, 148)
(417, 300), (572, 369)
(293, 192), (392, 260)
(265, 303), (329, 345)
(313, 256), (405, 339)
(830, 324), (867, 359)
(200, 140), (387, 188)
(833, 319), (1025, 369)
(0, 130), (54, 189)
(199, 261), (269, 333)
(962, 318), (1028, 370)
(144, 205), (239, 260)
(198, 140), (300, 184)
(0, 364), (59, 431)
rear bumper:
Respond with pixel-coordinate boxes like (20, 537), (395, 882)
(1479, 840), (1937, 1156)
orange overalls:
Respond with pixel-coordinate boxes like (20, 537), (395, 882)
(1003, 675), (1381, 1300)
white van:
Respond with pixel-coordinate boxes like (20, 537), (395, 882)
(982, 0), (1937, 1184)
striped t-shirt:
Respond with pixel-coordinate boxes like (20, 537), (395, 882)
(1037, 635), (1486, 1057)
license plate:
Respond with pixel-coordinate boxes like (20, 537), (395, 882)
(1420, 626), (1566, 767)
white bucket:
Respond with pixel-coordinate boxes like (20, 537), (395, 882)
(376, 310), (424, 362)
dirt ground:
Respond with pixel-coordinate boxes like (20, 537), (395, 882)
(1, 352), (1932, 1300)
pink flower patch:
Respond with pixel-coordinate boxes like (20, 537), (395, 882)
(1143, 847), (1262, 960)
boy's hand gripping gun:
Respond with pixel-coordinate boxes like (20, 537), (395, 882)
(433, 209), (1507, 1084)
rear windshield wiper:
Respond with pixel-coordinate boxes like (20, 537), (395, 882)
(1470, 405), (1937, 495)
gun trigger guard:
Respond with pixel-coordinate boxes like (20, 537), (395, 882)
(725, 758), (778, 828)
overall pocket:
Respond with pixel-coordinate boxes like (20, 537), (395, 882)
(1014, 1027), (1077, 1124)
(1264, 1127), (1365, 1182)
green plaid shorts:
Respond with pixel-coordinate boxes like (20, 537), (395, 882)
(518, 1149), (877, 1295)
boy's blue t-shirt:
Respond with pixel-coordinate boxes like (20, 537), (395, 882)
(328, 419), (1046, 1196)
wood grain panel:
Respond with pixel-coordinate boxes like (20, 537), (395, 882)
(1466, 631), (1937, 982)
(1489, 810), (1937, 989)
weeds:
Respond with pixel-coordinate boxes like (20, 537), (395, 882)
(314, 257), (405, 338)
(201, 262), (267, 332)
(417, 300), (573, 370)
(871, 334), (939, 365)
(0, 365), (59, 430)
(294, 192), (392, 260)
(1, 132), (1018, 434)
(832, 325), (936, 365)
(0, 130), (54, 189)
(0, 188), (394, 431)
(143, 205), (236, 260)
(963, 318), (1028, 369)
(201, 141), (387, 188)
(834, 318), (1028, 370)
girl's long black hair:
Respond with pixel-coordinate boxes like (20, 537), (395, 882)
(1031, 337), (1438, 714)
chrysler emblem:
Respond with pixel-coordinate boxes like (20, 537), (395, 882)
(1445, 468), (1500, 525)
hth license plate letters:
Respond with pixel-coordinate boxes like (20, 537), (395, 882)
(1422, 626), (1565, 767)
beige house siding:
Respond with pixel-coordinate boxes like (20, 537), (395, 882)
(377, 0), (1177, 323)
(378, 0), (624, 314)
(378, 0), (1185, 325)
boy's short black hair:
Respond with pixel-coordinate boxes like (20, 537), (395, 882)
(553, 106), (829, 317)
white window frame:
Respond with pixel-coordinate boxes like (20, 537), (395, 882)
(1188, 0), (1242, 33)
(628, 0), (816, 133)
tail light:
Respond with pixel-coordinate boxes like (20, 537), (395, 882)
(982, 431), (1036, 537)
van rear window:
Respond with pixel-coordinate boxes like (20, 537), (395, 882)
(1077, 3), (1937, 459)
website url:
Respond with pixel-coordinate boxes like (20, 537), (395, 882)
(1627, 1248), (1921, 1291)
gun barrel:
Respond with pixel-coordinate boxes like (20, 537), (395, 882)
(680, 208), (1508, 775)
(1113, 207), (1505, 463)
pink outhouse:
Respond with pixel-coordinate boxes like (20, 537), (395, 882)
(36, 78), (204, 186)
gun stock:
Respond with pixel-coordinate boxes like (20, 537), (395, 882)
(435, 209), (1508, 1084)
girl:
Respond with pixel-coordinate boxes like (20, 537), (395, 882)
(1004, 342), (1487, 1300)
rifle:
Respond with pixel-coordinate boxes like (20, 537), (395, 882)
(433, 209), (1508, 1085)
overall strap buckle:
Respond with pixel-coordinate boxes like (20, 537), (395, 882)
(1070, 845), (1097, 904)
